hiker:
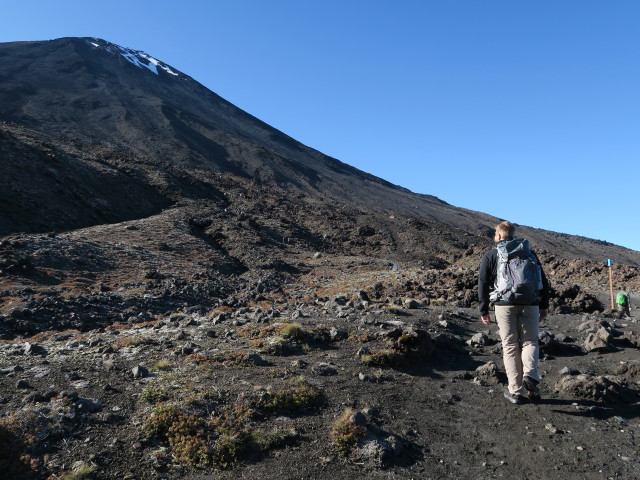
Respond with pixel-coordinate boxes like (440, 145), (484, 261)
(477, 221), (550, 404)
(616, 288), (632, 317)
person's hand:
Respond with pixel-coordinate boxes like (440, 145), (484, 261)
(480, 314), (492, 325)
(539, 309), (548, 322)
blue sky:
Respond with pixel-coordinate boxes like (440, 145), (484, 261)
(2, 1), (639, 253)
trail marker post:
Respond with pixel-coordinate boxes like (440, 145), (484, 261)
(607, 259), (614, 309)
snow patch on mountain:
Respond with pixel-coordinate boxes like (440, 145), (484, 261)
(87, 38), (179, 77)
(140, 53), (179, 76)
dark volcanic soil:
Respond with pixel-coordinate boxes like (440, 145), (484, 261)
(0, 171), (638, 480)
(1, 299), (639, 480)
(1, 220), (639, 480)
(0, 186), (639, 480)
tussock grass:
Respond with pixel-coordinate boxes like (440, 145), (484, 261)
(254, 378), (322, 414)
(359, 329), (432, 367)
(153, 359), (172, 371)
(63, 461), (96, 480)
(332, 409), (366, 456)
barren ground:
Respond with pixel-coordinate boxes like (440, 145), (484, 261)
(1, 251), (639, 479)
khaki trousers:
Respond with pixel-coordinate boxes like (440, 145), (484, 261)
(494, 305), (540, 396)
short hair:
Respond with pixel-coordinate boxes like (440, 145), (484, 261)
(495, 221), (514, 239)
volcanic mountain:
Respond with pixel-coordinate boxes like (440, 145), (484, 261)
(1, 38), (640, 480)
(0, 37), (638, 266)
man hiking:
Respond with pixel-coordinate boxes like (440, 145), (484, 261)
(477, 221), (551, 404)
(616, 288), (632, 318)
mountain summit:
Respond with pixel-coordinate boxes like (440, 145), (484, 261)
(1, 37), (415, 199)
(0, 37), (638, 264)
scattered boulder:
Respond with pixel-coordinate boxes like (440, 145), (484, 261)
(329, 327), (348, 341)
(559, 366), (581, 376)
(131, 365), (149, 379)
(76, 398), (103, 413)
(404, 299), (420, 309)
(467, 332), (493, 347)
(16, 379), (31, 389)
(583, 326), (616, 353)
(474, 361), (501, 385)
(357, 226), (376, 237)
(356, 433), (403, 468)
(544, 423), (564, 434)
(621, 331), (640, 349)
(312, 362), (339, 376)
(555, 374), (639, 403)
(357, 327), (433, 368)
(0, 252), (33, 275)
(538, 330), (558, 350)
(290, 359), (308, 369)
(349, 410), (367, 427)
(396, 327), (434, 360)
(554, 333), (573, 343)
(180, 342), (197, 355)
(59, 390), (79, 401)
(243, 353), (266, 366)
(552, 285), (604, 314)
(616, 364), (640, 384)
(539, 331), (581, 355)
(22, 392), (47, 403)
(380, 327), (404, 340)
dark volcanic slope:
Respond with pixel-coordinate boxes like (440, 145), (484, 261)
(0, 125), (171, 233)
(0, 37), (638, 265)
(0, 37), (415, 203)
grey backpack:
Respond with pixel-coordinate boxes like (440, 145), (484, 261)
(490, 238), (543, 305)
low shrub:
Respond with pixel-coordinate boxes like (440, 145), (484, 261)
(360, 350), (402, 367)
(208, 404), (253, 468)
(382, 305), (406, 315)
(350, 333), (376, 343)
(279, 323), (304, 340)
(62, 461), (96, 480)
(189, 350), (255, 367)
(332, 409), (366, 456)
(254, 379), (321, 414)
(143, 405), (211, 467)
(111, 335), (154, 349)
(153, 359), (172, 371)
(143, 399), (302, 470)
(140, 385), (171, 404)
(359, 328), (433, 368)
(251, 427), (300, 450)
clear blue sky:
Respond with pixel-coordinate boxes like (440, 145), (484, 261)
(2, 1), (639, 252)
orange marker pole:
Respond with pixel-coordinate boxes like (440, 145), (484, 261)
(607, 259), (614, 309)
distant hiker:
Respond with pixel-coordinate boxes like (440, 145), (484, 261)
(616, 288), (632, 317)
(477, 221), (550, 404)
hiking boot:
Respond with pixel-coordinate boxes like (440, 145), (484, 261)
(523, 376), (541, 402)
(504, 391), (528, 404)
